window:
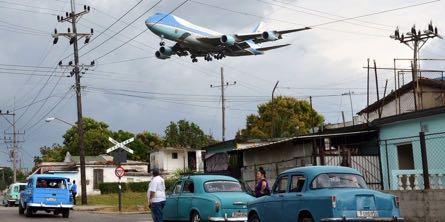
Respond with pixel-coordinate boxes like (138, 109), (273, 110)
(397, 143), (414, 170)
(172, 181), (182, 194)
(311, 173), (367, 189)
(204, 181), (243, 193)
(183, 180), (195, 193)
(36, 178), (66, 189)
(273, 176), (288, 193)
(172, 152), (178, 159)
(290, 175), (305, 192)
(93, 169), (104, 190)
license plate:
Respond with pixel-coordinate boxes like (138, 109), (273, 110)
(357, 211), (378, 218)
(46, 198), (56, 202)
(232, 212), (247, 217)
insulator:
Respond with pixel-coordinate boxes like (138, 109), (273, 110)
(58, 60), (62, 66)
(435, 27), (438, 35)
(57, 15), (60, 21)
(84, 5), (87, 10)
(87, 6), (90, 11)
(70, 37), (75, 45)
(91, 28), (94, 34)
(66, 12), (69, 18)
(84, 37), (90, 44)
(411, 27), (416, 35)
(68, 28), (71, 33)
(68, 61), (73, 66)
(53, 37), (59, 45)
(54, 29), (57, 34)
(90, 60), (95, 66)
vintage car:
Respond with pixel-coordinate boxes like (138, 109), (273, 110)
(163, 174), (255, 222)
(19, 174), (73, 218)
(248, 166), (404, 222)
(3, 183), (27, 207)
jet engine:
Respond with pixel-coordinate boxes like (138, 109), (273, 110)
(262, 31), (279, 41)
(220, 35), (236, 46)
(155, 46), (173, 59)
(155, 51), (170, 59)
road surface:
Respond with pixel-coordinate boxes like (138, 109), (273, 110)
(0, 206), (151, 222)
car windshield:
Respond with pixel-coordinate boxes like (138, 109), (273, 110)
(204, 181), (243, 193)
(311, 173), (367, 189)
(19, 185), (26, 191)
(36, 178), (67, 189)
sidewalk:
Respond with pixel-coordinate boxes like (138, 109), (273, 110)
(73, 204), (148, 215)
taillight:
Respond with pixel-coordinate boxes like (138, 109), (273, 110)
(394, 196), (400, 207)
(331, 196), (337, 208)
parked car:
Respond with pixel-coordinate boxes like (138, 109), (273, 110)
(2, 188), (10, 207)
(19, 174), (73, 218)
(3, 183), (27, 207)
(163, 174), (255, 222)
(248, 166), (404, 222)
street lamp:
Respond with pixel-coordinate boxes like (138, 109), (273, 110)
(45, 116), (87, 205)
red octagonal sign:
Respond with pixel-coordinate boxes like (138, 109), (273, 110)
(115, 166), (125, 178)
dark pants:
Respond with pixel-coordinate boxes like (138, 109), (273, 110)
(72, 192), (77, 205)
(151, 201), (165, 222)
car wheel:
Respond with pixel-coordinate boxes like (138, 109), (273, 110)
(8, 201), (14, 207)
(18, 203), (24, 215)
(300, 216), (314, 222)
(248, 213), (261, 222)
(62, 209), (70, 218)
(25, 206), (33, 217)
(190, 211), (201, 222)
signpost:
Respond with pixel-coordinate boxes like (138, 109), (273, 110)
(107, 137), (134, 213)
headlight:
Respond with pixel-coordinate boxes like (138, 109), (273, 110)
(215, 201), (221, 212)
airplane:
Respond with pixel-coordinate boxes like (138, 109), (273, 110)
(145, 12), (311, 63)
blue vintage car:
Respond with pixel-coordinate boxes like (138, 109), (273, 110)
(163, 175), (255, 222)
(248, 166), (404, 222)
(19, 174), (73, 218)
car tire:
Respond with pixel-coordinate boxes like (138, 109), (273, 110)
(248, 213), (261, 222)
(18, 203), (24, 215)
(25, 206), (33, 217)
(190, 211), (201, 222)
(62, 209), (70, 218)
(8, 201), (14, 207)
(300, 217), (314, 222)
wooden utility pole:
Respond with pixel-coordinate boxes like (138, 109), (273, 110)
(366, 58), (370, 123)
(373, 60), (381, 118)
(52, 0), (94, 205)
(210, 67), (236, 142)
(271, 81), (279, 137)
(1, 110), (24, 183)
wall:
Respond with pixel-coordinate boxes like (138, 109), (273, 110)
(379, 113), (445, 189)
(385, 190), (445, 222)
(150, 150), (204, 174)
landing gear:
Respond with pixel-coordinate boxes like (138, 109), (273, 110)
(160, 41), (165, 46)
(191, 55), (198, 63)
(214, 53), (225, 60)
(204, 54), (213, 62)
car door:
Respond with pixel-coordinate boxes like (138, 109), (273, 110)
(282, 174), (306, 222)
(178, 179), (195, 219)
(261, 175), (289, 222)
(163, 180), (182, 220)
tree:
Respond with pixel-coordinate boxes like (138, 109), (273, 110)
(110, 130), (164, 163)
(63, 117), (112, 156)
(237, 96), (324, 139)
(164, 120), (216, 148)
(0, 167), (13, 190)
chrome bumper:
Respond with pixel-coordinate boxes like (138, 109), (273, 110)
(208, 216), (248, 222)
(27, 203), (73, 209)
(321, 217), (404, 222)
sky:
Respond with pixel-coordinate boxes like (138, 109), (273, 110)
(0, 0), (444, 169)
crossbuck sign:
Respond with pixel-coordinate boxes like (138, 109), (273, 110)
(106, 137), (134, 154)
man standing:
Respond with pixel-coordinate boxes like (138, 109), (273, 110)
(147, 168), (166, 222)
(71, 180), (77, 205)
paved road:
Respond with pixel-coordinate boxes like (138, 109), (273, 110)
(0, 206), (151, 222)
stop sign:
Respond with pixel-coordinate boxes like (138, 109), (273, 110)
(115, 166), (125, 178)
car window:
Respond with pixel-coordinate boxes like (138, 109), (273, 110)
(36, 178), (66, 189)
(290, 175), (305, 193)
(19, 185), (26, 191)
(172, 181), (182, 194)
(204, 181), (243, 193)
(14, 186), (19, 192)
(273, 176), (288, 194)
(311, 173), (367, 189)
(183, 180), (195, 193)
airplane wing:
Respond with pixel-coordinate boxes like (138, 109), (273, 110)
(196, 27), (311, 45)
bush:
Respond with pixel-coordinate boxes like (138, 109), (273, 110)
(127, 182), (148, 192)
(98, 182), (128, 194)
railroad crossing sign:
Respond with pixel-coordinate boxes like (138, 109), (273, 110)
(106, 137), (134, 154)
(107, 137), (134, 165)
(115, 166), (125, 178)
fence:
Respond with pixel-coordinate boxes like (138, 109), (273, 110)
(380, 131), (445, 190)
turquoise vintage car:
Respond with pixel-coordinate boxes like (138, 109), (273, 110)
(3, 183), (27, 207)
(163, 175), (255, 222)
(248, 166), (404, 222)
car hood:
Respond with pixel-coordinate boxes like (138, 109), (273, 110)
(208, 192), (255, 209)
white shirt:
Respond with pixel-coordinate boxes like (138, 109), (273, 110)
(147, 176), (166, 203)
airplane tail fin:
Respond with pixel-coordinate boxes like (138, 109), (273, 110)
(252, 22), (265, 33)
(257, 44), (291, 52)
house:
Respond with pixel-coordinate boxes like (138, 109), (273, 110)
(358, 78), (445, 122)
(372, 106), (445, 190)
(149, 148), (204, 175)
(34, 152), (150, 195)
(203, 140), (236, 175)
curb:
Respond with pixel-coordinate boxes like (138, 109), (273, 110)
(90, 211), (148, 215)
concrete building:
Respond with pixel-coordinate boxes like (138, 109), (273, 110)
(149, 148), (204, 175)
(34, 152), (150, 195)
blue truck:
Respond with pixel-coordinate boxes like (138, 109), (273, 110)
(19, 174), (73, 218)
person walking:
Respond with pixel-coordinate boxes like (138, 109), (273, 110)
(147, 168), (166, 222)
(70, 180), (77, 205)
(255, 167), (270, 197)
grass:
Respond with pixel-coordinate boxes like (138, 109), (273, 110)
(77, 192), (149, 212)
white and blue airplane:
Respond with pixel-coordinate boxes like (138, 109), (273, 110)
(145, 12), (310, 62)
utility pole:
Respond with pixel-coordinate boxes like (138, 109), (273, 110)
(52, 0), (94, 205)
(391, 22), (442, 110)
(0, 110), (24, 183)
(271, 81), (279, 138)
(210, 67), (236, 142)
(342, 91), (355, 125)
